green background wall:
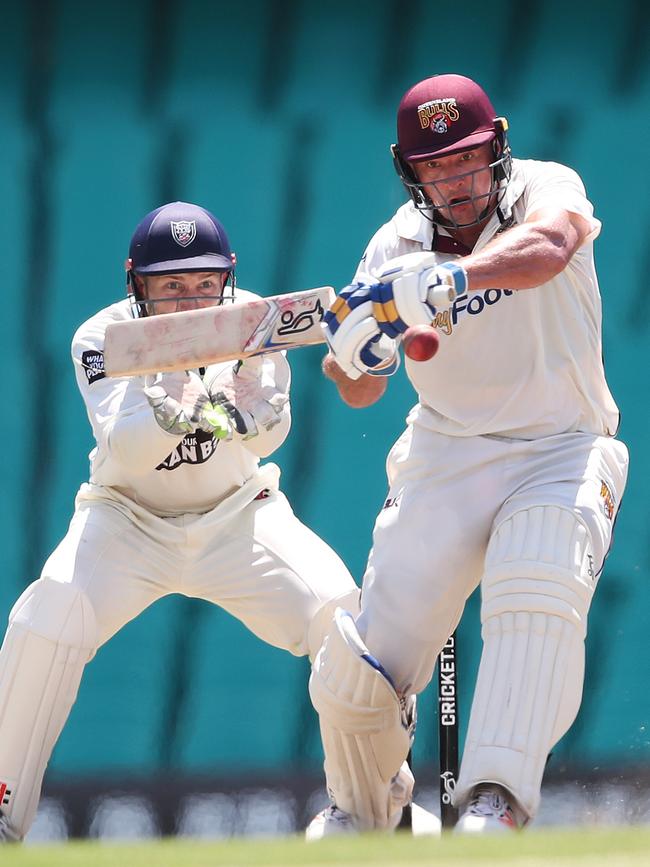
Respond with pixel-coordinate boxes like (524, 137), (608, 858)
(1, 0), (648, 787)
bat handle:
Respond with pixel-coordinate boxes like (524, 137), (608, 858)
(426, 282), (456, 309)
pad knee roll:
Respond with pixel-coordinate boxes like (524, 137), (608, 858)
(0, 580), (97, 838)
(309, 608), (414, 830)
(307, 588), (361, 662)
(482, 505), (596, 636)
(456, 507), (595, 819)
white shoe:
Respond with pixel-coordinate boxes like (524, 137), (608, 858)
(0, 814), (20, 843)
(410, 802), (441, 836)
(306, 802), (441, 840)
(454, 785), (524, 835)
(305, 806), (356, 840)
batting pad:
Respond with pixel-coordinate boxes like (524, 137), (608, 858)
(0, 579), (96, 838)
(309, 608), (414, 830)
(455, 506), (595, 819)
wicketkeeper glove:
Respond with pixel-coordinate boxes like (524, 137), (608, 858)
(369, 253), (467, 339)
(322, 283), (401, 380)
(201, 357), (289, 441)
(144, 370), (211, 436)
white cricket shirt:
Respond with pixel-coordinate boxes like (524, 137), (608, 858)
(71, 290), (291, 516)
(354, 159), (620, 439)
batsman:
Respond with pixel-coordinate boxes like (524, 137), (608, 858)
(0, 201), (360, 842)
(307, 74), (629, 835)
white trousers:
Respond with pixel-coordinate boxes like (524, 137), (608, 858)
(355, 424), (628, 817)
(358, 425), (628, 692)
(0, 467), (358, 837)
(43, 474), (357, 656)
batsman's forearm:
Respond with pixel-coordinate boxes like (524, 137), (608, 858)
(460, 220), (575, 291)
(322, 354), (387, 408)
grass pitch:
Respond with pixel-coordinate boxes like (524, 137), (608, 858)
(3, 826), (650, 867)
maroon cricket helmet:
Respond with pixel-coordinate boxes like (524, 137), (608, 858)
(397, 74), (500, 161)
(391, 73), (512, 229)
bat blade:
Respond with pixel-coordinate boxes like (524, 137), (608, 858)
(103, 286), (335, 377)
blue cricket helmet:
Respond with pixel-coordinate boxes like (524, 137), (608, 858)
(129, 202), (234, 275)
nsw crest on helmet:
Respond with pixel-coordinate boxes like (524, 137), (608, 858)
(170, 220), (197, 247)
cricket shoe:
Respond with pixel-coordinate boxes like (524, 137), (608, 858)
(305, 802), (440, 840)
(454, 785), (524, 834)
(305, 805), (356, 840)
(0, 813), (20, 843)
(410, 802), (441, 836)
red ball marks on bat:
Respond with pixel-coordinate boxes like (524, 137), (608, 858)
(402, 325), (440, 362)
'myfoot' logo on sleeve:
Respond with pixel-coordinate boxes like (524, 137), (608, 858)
(431, 288), (514, 335)
(81, 350), (105, 384)
(157, 428), (218, 471)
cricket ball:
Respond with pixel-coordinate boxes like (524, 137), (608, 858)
(402, 325), (440, 362)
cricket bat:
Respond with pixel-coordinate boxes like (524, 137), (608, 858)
(103, 286), (335, 377)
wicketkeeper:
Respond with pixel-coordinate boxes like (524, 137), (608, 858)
(307, 74), (629, 836)
(0, 201), (359, 843)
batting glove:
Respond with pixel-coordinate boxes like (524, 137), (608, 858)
(323, 284), (400, 380)
(370, 253), (467, 339)
(144, 370), (211, 436)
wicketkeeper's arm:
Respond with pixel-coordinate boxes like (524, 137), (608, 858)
(73, 328), (194, 475)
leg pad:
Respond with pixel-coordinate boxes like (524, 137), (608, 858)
(309, 608), (414, 830)
(455, 507), (596, 819)
(0, 580), (97, 838)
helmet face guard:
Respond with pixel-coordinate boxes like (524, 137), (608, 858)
(392, 122), (512, 229)
(125, 201), (237, 317)
(392, 74), (512, 229)
(127, 263), (236, 318)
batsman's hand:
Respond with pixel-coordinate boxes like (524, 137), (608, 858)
(322, 352), (388, 408)
(144, 370), (211, 436)
(201, 357), (289, 440)
(370, 253), (467, 338)
(323, 283), (400, 380)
